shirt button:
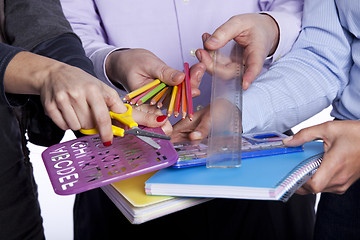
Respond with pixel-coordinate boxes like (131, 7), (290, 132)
(190, 48), (196, 57)
(183, 0), (190, 2)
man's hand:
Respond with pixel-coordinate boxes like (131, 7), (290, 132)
(196, 13), (279, 90)
(283, 120), (360, 195)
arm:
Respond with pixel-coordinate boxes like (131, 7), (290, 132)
(242, 0), (352, 133)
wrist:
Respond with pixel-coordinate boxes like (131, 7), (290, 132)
(259, 13), (280, 56)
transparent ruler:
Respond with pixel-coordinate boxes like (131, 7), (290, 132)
(206, 41), (244, 168)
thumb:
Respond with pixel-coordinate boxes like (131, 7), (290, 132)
(150, 63), (184, 87)
(189, 113), (210, 141)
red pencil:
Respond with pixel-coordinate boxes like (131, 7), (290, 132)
(173, 83), (182, 118)
(184, 62), (193, 121)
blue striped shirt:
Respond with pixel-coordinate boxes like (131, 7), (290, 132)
(243, 0), (359, 133)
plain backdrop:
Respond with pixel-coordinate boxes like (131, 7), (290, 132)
(30, 106), (333, 240)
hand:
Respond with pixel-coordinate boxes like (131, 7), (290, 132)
(196, 13), (279, 90)
(171, 105), (210, 143)
(4, 51), (127, 145)
(131, 104), (172, 136)
(283, 120), (360, 195)
(106, 48), (205, 96)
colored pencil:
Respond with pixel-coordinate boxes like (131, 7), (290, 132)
(184, 62), (193, 121)
(129, 85), (156, 105)
(167, 85), (178, 117)
(150, 86), (169, 105)
(173, 83), (182, 118)
(137, 83), (167, 106)
(157, 87), (171, 109)
(123, 79), (161, 101)
(181, 80), (187, 119)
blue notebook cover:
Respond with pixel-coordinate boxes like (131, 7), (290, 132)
(145, 141), (324, 202)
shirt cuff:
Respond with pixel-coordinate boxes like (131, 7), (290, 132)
(89, 46), (127, 96)
(261, 11), (302, 62)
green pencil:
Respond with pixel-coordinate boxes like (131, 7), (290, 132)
(136, 82), (167, 106)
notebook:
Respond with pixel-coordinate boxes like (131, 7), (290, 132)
(172, 131), (304, 168)
(101, 171), (211, 224)
(41, 127), (178, 195)
(145, 141), (324, 202)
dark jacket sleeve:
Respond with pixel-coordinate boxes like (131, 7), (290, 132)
(4, 0), (74, 50)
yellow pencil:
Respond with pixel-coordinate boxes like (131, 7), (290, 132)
(167, 85), (178, 117)
(123, 79), (161, 101)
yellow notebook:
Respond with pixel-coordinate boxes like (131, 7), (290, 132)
(101, 171), (210, 224)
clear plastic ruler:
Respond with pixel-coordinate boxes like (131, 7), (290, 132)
(206, 41), (244, 168)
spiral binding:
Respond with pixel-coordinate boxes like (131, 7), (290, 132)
(274, 152), (324, 202)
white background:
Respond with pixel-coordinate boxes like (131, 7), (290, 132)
(31, 107), (333, 240)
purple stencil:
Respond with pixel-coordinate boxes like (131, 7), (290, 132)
(41, 127), (177, 195)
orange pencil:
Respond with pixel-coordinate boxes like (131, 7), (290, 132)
(123, 79), (160, 101)
(150, 86), (168, 105)
(184, 62), (193, 120)
(173, 83), (182, 118)
(181, 81), (187, 119)
(157, 87), (171, 109)
(167, 85), (178, 117)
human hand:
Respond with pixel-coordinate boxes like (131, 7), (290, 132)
(171, 105), (210, 143)
(106, 48), (205, 98)
(195, 13), (279, 90)
(283, 120), (360, 195)
(131, 104), (172, 136)
(4, 51), (127, 145)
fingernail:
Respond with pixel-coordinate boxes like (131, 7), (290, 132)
(282, 136), (293, 144)
(196, 51), (202, 61)
(103, 141), (112, 147)
(205, 36), (219, 46)
(156, 115), (167, 122)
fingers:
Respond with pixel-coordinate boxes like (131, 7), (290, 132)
(189, 107), (211, 141)
(148, 62), (185, 87)
(188, 62), (206, 97)
(242, 47), (266, 90)
(203, 17), (242, 51)
(283, 124), (328, 147)
(131, 105), (172, 134)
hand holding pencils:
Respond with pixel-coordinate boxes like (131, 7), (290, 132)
(122, 62), (194, 121)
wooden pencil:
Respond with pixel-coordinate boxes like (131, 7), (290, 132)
(167, 85), (178, 117)
(150, 86), (168, 105)
(123, 79), (160, 101)
(157, 87), (171, 109)
(184, 62), (193, 121)
(181, 81), (187, 119)
(173, 83), (182, 118)
(129, 85), (156, 105)
(136, 83), (166, 106)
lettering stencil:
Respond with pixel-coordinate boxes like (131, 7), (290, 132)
(41, 127), (177, 195)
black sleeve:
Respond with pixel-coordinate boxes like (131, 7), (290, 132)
(0, 43), (27, 107)
(4, 0), (74, 51)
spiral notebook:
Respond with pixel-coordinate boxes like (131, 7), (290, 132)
(145, 141), (324, 202)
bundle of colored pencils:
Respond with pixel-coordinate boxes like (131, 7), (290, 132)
(122, 63), (193, 121)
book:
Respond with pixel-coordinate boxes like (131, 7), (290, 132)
(172, 131), (304, 168)
(101, 171), (211, 224)
(41, 127), (178, 195)
(145, 141), (324, 202)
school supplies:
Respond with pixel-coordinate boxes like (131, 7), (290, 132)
(101, 171), (211, 224)
(80, 104), (170, 149)
(41, 127), (177, 195)
(145, 141), (324, 202)
(207, 41), (244, 168)
(123, 63), (194, 120)
(172, 131), (304, 168)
